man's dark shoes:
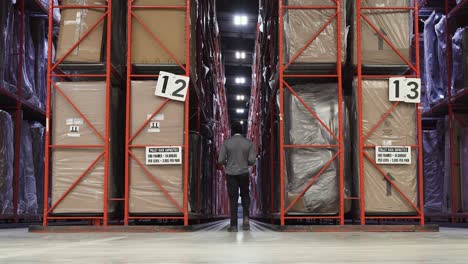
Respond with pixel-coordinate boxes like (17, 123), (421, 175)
(242, 217), (250, 231)
(227, 226), (238, 232)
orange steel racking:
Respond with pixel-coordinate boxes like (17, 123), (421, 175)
(125, 0), (191, 226)
(421, 0), (468, 223)
(278, 0), (345, 225)
(43, 0), (115, 226)
(355, 0), (424, 225)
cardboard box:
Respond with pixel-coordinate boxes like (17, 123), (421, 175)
(51, 82), (123, 214)
(56, 0), (106, 63)
(132, 0), (187, 65)
(352, 0), (412, 66)
(355, 79), (418, 214)
(284, 0), (346, 64)
(129, 81), (185, 214)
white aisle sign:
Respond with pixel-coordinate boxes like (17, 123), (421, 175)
(155, 71), (190, 102)
(388, 77), (421, 103)
(375, 146), (412, 165)
(146, 146), (182, 165)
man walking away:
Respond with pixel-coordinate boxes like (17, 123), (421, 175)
(218, 122), (257, 232)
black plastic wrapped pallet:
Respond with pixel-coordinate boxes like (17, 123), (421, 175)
(0, 0), (13, 89)
(452, 27), (468, 93)
(30, 18), (48, 109)
(0, 110), (14, 215)
(423, 120), (446, 214)
(29, 121), (45, 214)
(2, 1), (16, 93)
(17, 119), (38, 215)
(189, 132), (202, 213)
(424, 11), (444, 105)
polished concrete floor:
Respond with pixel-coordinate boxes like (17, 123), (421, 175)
(0, 221), (467, 263)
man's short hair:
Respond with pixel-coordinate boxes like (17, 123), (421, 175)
(232, 122), (244, 135)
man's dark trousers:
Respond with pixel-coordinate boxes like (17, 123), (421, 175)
(226, 173), (250, 227)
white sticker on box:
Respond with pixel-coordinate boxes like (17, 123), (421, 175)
(66, 118), (74, 125)
(146, 146), (182, 165)
(74, 118), (84, 125)
(375, 146), (411, 165)
(68, 125), (80, 137)
(146, 114), (165, 121)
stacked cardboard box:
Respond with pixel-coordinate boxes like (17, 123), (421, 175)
(56, 0), (106, 63)
(353, 79), (418, 214)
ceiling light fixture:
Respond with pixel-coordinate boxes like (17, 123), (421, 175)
(236, 95), (245, 101)
(236, 109), (245, 114)
(235, 51), (246, 59)
(234, 15), (248, 26)
(235, 77), (246, 84)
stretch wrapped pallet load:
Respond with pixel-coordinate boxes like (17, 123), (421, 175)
(352, 0), (412, 67)
(30, 122), (45, 213)
(461, 129), (468, 212)
(189, 132), (202, 213)
(444, 114), (468, 213)
(0, 0), (13, 88)
(423, 124), (445, 213)
(129, 81), (185, 214)
(56, 0), (106, 63)
(132, 0), (186, 65)
(452, 27), (468, 93)
(283, 0), (347, 65)
(283, 83), (351, 214)
(51, 82), (121, 214)
(353, 79), (417, 214)
(424, 11), (444, 105)
(18, 120), (38, 215)
(0, 111), (13, 215)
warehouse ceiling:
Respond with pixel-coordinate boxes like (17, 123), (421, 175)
(217, 0), (259, 125)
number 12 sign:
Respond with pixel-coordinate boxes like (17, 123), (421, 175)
(388, 77), (421, 103)
(155, 71), (190, 102)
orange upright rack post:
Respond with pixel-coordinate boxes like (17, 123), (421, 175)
(278, 0), (345, 226)
(125, 0), (191, 226)
(355, 0), (424, 226)
(43, 0), (115, 226)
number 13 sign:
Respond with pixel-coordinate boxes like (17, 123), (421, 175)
(155, 71), (190, 102)
(388, 77), (421, 104)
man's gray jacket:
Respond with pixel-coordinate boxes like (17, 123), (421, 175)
(218, 134), (257, 176)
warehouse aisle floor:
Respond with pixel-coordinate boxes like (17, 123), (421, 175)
(0, 223), (467, 263)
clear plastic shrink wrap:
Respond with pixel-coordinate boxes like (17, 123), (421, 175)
(51, 82), (120, 214)
(352, 0), (412, 66)
(132, 0), (187, 65)
(0, 111), (14, 215)
(283, 83), (351, 214)
(283, 0), (347, 65)
(129, 81), (185, 214)
(352, 79), (418, 214)
(56, 0), (106, 63)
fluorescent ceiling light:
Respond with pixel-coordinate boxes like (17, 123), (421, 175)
(234, 15), (248, 26)
(236, 95), (245, 101)
(235, 51), (246, 59)
(236, 109), (245, 114)
(235, 77), (246, 84)
(240, 120), (244, 125)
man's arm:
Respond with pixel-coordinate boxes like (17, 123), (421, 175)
(218, 143), (227, 165)
(248, 143), (257, 166)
